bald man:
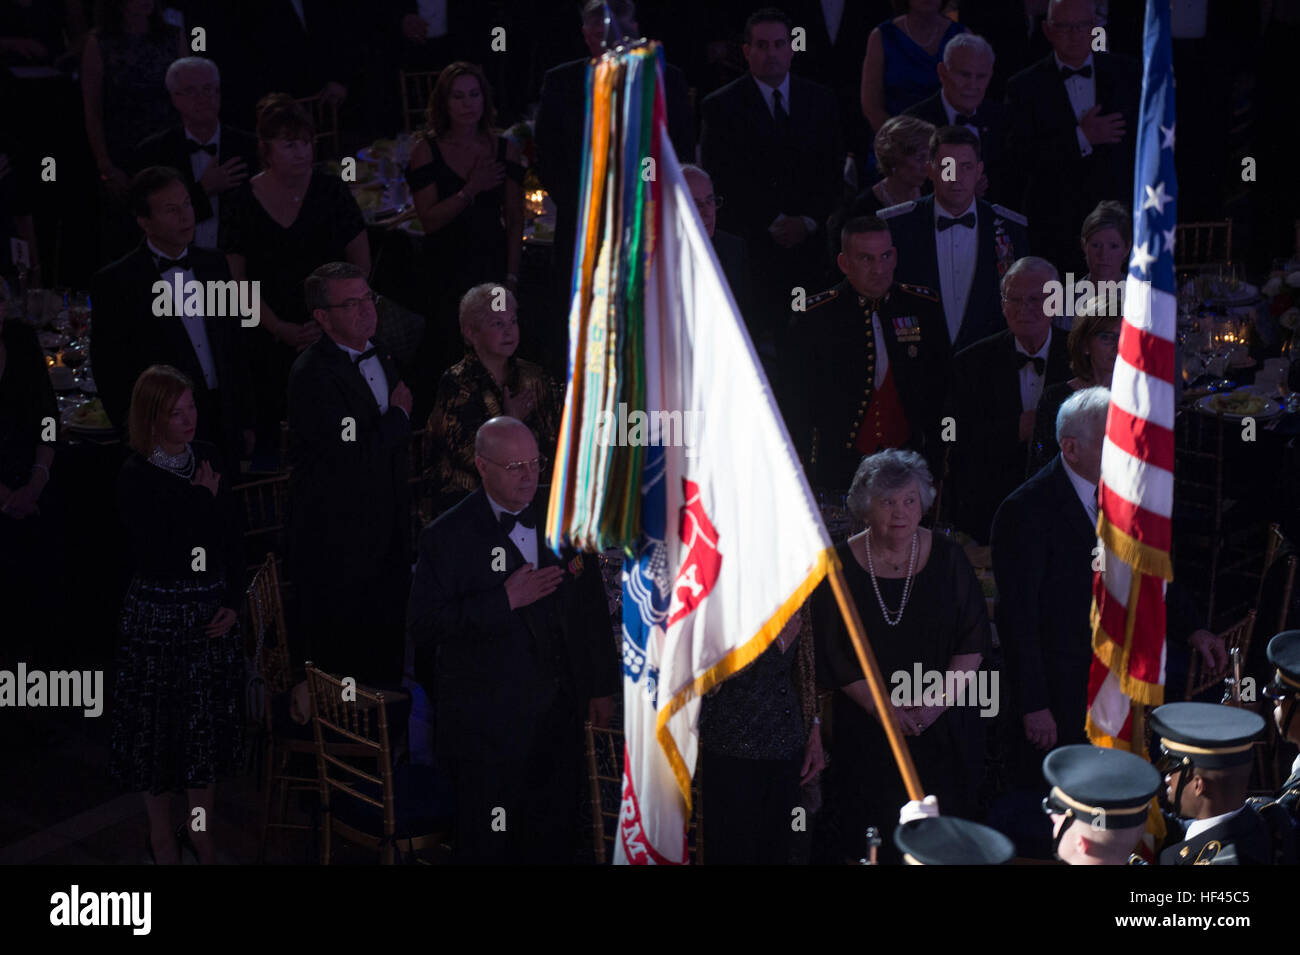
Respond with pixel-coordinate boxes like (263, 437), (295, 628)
(407, 416), (618, 864)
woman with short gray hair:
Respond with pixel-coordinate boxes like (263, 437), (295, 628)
(814, 447), (992, 862)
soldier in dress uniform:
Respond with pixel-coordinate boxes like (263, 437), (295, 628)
(1151, 702), (1295, 865)
(1041, 744), (1162, 865)
(878, 126), (1030, 353)
(786, 215), (951, 493)
(1247, 630), (1300, 826)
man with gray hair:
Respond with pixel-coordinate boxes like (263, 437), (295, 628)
(681, 163), (751, 332)
(133, 57), (257, 249)
(943, 255), (1069, 542)
(904, 33), (1010, 204)
(989, 386), (1109, 828)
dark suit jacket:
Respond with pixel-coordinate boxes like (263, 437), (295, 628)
(89, 243), (253, 467)
(132, 123), (258, 249)
(903, 92), (1012, 205)
(788, 279), (951, 489)
(990, 455), (1095, 746)
(700, 73), (843, 252)
(1004, 52), (1140, 272)
(246, 0), (352, 99)
(944, 327), (1070, 543)
(712, 226), (750, 332)
(882, 195), (1029, 352)
(407, 487), (619, 764)
(536, 55), (695, 285)
(286, 335), (410, 583)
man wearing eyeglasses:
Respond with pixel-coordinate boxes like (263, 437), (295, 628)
(943, 256), (1070, 544)
(133, 57), (257, 251)
(407, 415), (618, 864)
(681, 164), (751, 339)
(1004, 0), (1139, 275)
(287, 262), (414, 692)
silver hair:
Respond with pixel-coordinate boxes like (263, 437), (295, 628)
(459, 282), (518, 342)
(165, 57), (220, 92)
(1001, 255), (1059, 294)
(942, 32), (995, 66)
(1056, 385), (1110, 445)
(680, 163), (712, 186)
(846, 449), (936, 520)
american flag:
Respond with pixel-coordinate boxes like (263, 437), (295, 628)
(1086, 0), (1175, 827)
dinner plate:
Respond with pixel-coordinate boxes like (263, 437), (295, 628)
(1194, 392), (1283, 420)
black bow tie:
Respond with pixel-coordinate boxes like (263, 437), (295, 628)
(156, 254), (189, 273)
(187, 140), (218, 156)
(353, 346), (378, 364)
(954, 112), (976, 125)
(936, 213), (975, 232)
(1016, 352), (1046, 375)
(1059, 64), (1092, 80)
(499, 504), (536, 534)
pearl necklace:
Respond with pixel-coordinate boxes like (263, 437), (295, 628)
(864, 527), (918, 627)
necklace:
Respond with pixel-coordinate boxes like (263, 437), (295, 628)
(902, 14), (943, 51)
(148, 444), (195, 480)
(864, 527), (918, 627)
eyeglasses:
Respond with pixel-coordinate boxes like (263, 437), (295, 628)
(174, 84), (220, 97)
(480, 454), (547, 474)
(694, 194), (724, 210)
(1001, 294), (1048, 309)
(324, 292), (379, 312)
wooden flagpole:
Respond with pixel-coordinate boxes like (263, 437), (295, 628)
(826, 553), (924, 801)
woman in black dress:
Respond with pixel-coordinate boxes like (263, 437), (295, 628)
(111, 365), (244, 864)
(405, 62), (524, 421)
(814, 449), (991, 863)
(227, 93), (369, 444)
(0, 292), (57, 661)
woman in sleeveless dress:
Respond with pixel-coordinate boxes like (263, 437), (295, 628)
(404, 62), (524, 423)
(860, 1), (966, 135)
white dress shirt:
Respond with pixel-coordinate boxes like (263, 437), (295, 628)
(417, 0), (449, 37)
(486, 492), (539, 568)
(1054, 52), (1097, 157)
(934, 198), (978, 344)
(149, 239), (218, 390)
(1014, 328), (1052, 412)
(186, 124), (221, 249)
(336, 338), (390, 414)
(820, 0), (845, 44)
(1184, 807), (1242, 843)
(940, 90), (980, 139)
(1060, 455), (1099, 527)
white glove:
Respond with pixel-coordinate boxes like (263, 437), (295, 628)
(899, 795), (940, 825)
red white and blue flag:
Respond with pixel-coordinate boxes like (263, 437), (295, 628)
(1087, 0), (1176, 850)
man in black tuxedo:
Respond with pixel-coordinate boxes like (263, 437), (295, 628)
(944, 256), (1070, 544)
(880, 126), (1028, 353)
(90, 167), (254, 471)
(700, 7), (842, 356)
(535, 0), (695, 367)
(287, 262), (414, 690)
(991, 386), (1108, 784)
(1004, 0), (1139, 275)
(133, 58), (257, 251)
(407, 416), (618, 863)
(903, 33), (1012, 206)
(682, 163), (751, 336)
(787, 216), (951, 491)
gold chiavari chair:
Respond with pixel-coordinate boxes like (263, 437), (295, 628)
(1184, 610), (1255, 701)
(400, 70), (441, 133)
(1174, 219), (1233, 272)
(305, 664), (450, 864)
(293, 93), (340, 158)
(232, 474), (290, 580)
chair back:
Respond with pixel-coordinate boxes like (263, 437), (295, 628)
(400, 70), (441, 133)
(1174, 220), (1232, 271)
(233, 474), (290, 576)
(246, 552), (293, 697)
(1255, 523), (1298, 635)
(1184, 610), (1256, 701)
(293, 94), (340, 158)
(305, 664), (400, 844)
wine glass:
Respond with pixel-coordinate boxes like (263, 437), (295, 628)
(68, 292), (91, 343)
